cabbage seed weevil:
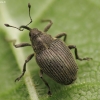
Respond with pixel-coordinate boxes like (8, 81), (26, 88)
(5, 3), (91, 96)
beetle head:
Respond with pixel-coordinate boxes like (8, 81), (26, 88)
(20, 26), (42, 40)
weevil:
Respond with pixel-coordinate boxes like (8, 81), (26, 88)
(5, 3), (91, 96)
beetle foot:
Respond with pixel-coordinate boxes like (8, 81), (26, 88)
(15, 77), (21, 82)
(48, 90), (52, 96)
(82, 57), (92, 61)
(78, 57), (92, 61)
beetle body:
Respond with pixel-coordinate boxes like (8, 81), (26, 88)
(5, 3), (91, 96)
(32, 30), (78, 84)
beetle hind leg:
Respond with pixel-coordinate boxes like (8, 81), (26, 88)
(68, 45), (92, 61)
(39, 69), (52, 96)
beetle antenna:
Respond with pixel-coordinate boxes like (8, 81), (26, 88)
(4, 24), (24, 31)
(26, 3), (32, 26)
(20, 25), (31, 31)
(4, 3), (32, 31)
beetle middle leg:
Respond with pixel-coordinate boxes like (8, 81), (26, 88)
(55, 33), (67, 42)
(15, 53), (34, 82)
(39, 69), (52, 96)
(68, 45), (91, 61)
(41, 19), (53, 32)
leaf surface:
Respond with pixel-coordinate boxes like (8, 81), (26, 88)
(0, 0), (100, 100)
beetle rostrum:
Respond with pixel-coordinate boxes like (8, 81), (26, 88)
(4, 3), (91, 96)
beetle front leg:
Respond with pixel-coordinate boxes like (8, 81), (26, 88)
(10, 40), (31, 48)
(68, 45), (91, 61)
(15, 53), (34, 82)
(39, 69), (52, 96)
(41, 19), (53, 32)
(55, 33), (67, 42)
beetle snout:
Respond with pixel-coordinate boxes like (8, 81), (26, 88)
(29, 28), (41, 38)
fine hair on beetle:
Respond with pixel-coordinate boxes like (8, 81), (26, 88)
(4, 3), (92, 96)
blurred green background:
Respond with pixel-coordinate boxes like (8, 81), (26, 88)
(0, 0), (100, 100)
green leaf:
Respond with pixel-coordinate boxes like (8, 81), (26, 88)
(0, 0), (100, 100)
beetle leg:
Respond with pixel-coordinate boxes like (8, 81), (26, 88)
(9, 40), (31, 48)
(55, 33), (67, 42)
(15, 53), (34, 82)
(39, 69), (52, 96)
(41, 19), (53, 32)
(68, 45), (91, 61)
